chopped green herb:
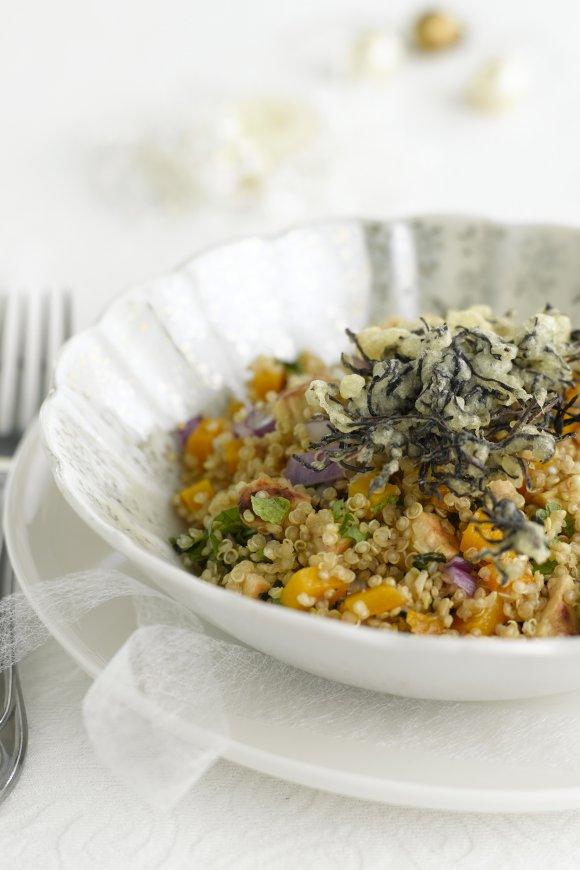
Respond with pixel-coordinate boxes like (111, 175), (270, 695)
(250, 547), (266, 562)
(535, 500), (563, 524)
(339, 512), (367, 543)
(277, 358), (301, 374)
(209, 507), (253, 557)
(330, 499), (367, 543)
(341, 520), (366, 543)
(172, 507), (252, 563)
(412, 552), (447, 571)
(534, 501), (574, 537)
(372, 493), (399, 514)
(171, 530), (210, 562)
(546, 500), (563, 513)
(531, 558), (558, 576)
(250, 495), (291, 525)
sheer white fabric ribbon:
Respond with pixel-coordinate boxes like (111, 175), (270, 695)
(4, 569), (580, 807)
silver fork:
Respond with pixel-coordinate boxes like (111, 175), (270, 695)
(0, 291), (73, 802)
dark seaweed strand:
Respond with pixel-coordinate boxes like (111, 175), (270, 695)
(301, 318), (578, 571)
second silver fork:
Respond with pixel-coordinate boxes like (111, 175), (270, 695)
(0, 291), (73, 802)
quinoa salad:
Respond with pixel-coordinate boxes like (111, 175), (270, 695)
(171, 305), (580, 638)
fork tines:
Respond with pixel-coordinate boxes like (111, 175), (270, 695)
(0, 291), (73, 436)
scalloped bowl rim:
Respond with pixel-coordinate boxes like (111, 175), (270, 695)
(39, 213), (580, 663)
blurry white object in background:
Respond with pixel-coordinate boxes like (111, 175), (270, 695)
(466, 56), (529, 112)
(201, 97), (320, 200)
(91, 96), (325, 215)
(93, 129), (202, 213)
(348, 28), (404, 82)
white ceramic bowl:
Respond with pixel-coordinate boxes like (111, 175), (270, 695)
(40, 215), (580, 701)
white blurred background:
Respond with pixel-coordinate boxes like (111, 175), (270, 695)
(1, 0), (579, 326)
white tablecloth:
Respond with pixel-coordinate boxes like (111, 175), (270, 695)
(3, 641), (580, 870)
(3, 0), (580, 866)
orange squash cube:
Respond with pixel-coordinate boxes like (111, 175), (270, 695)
(565, 386), (579, 434)
(250, 365), (286, 401)
(348, 471), (400, 511)
(480, 554), (533, 591)
(280, 566), (348, 610)
(180, 478), (214, 512)
(406, 610), (445, 634)
(340, 585), (406, 618)
(185, 418), (227, 463)
(460, 509), (502, 557)
(224, 438), (243, 474)
(456, 595), (504, 636)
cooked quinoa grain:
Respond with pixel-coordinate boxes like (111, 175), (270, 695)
(171, 307), (580, 637)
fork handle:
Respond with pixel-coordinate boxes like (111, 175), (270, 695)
(0, 470), (16, 726)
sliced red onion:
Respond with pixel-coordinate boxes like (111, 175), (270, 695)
(305, 418), (332, 442)
(177, 415), (202, 448)
(444, 556), (477, 597)
(233, 407), (276, 438)
(284, 451), (345, 486)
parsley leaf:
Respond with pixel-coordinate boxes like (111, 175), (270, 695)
(250, 495), (291, 525)
(172, 507), (253, 563)
(371, 493), (399, 514)
(338, 512), (367, 543)
(412, 552), (447, 571)
(563, 513), (575, 538)
(211, 507), (248, 534)
(171, 531), (209, 562)
(331, 499), (367, 543)
(531, 558), (558, 577)
(534, 501), (574, 538)
(209, 507), (253, 557)
(535, 500), (563, 524)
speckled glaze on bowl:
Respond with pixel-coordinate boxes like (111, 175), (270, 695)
(40, 216), (580, 701)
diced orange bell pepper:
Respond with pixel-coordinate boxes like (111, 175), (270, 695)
(348, 471), (400, 512)
(224, 438), (243, 474)
(460, 509), (502, 557)
(455, 595), (505, 636)
(250, 365), (286, 401)
(565, 386), (579, 435)
(280, 566), (348, 610)
(340, 585), (406, 617)
(406, 610), (445, 634)
(481, 554), (534, 591)
(180, 478), (214, 512)
(185, 418), (227, 463)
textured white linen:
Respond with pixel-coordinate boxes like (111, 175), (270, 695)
(3, 637), (580, 870)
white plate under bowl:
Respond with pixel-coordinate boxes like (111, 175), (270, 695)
(40, 216), (580, 701)
(7, 423), (580, 813)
